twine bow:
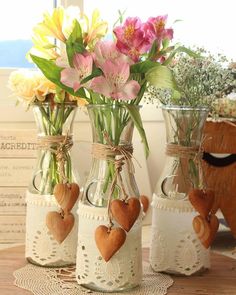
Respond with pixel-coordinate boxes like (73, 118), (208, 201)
(165, 142), (207, 190)
(91, 131), (135, 230)
(37, 134), (73, 183)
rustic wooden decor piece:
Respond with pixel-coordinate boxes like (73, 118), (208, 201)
(95, 225), (126, 262)
(202, 120), (236, 237)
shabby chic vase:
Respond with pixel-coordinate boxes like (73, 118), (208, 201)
(76, 104), (142, 292)
(150, 105), (210, 275)
(25, 101), (80, 267)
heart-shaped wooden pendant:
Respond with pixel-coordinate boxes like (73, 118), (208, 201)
(140, 195), (149, 213)
(46, 211), (75, 244)
(110, 197), (141, 232)
(53, 183), (80, 213)
(95, 225), (126, 262)
(192, 214), (219, 248)
(189, 189), (215, 218)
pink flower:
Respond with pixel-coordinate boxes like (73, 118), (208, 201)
(60, 53), (93, 92)
(93, 40), (133, 68)
(113, 17), (150, 62)
(144, 15), (173, 44)
(90, 59), (140, 100)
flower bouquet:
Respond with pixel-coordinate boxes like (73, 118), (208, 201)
(145, 48), (233, 194)
(28, 6), (194, 291)
(29, 10), (185, 197)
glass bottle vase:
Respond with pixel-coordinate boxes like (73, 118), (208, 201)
(76, 104), (142, 292)
(25, 102), (80, 267)
(150, 105), (210, 275)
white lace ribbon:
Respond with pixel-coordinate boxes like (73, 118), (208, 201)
(25, 191), (78, 266)
(150, 194), (210, 275)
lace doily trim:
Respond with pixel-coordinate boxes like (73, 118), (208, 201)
(152, 194), (195, 213)
(77, 202), (110, 221)
(14, 261), (173, 295)
(26, 191), (59, 207)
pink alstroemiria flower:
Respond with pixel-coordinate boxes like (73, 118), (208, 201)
(90, 59), (140, 100)
(93, 40), (133, 68)
(60, 53), (93, 91)
(144, 15), (173, 44)
(113, 17), (150, 62)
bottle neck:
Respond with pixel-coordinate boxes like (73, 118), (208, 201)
(87, 105), (135, 145)
(33, 103), (77, 136)
(162, 107), (208, 146)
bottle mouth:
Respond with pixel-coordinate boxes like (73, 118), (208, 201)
(86, 104), (142, 110)
(161, 105), (210, 112)
(33, 101), (77, 107)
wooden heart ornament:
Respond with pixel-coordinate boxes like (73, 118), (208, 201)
(193, 214), (219, 248)
(140, 195), (149, 213)
(110, 197), (141, 232)
(53, 183), (80, 213)
(95, 225), (126, 262)
(189, 189), (215, 218)
(46, 211), (74, 244)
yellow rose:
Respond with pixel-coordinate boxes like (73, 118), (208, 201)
(8, 70), (57, 104)
(34, 76), (56, 101)
(8, 70), (39, 103)
(68, 94), (88, 107)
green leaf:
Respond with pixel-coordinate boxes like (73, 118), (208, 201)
(80, 67), (102, 84)
(125, 104), (149, 157)
(134, 80), (147, 105)
(148, 40), (158, 59)
(54, 86), (65, 103)
(162, 38), (170, 50)
(163, 46), (200, 66)
(30, 54), (87, 98)
(43, 44), (57, 49)
(173, 19), (183, 24)
(70, 20), (83, 43)
(66, 20), (85, 66)
(131, 60), (159, 74)
(146, 64), (175, 88)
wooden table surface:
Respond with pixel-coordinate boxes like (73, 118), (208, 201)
(0, 246), (236, 295)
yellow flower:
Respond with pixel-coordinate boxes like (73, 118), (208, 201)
(27, 29), (59, 61)
(81, 9), (108, 49)
(69, 94), (88, 107)
(8, 70), (39, 104)
(8, 70), (56, 104)
(34, 76), (56, 101)
(29, 6), (81, 60)
(35, 7), (66, 42)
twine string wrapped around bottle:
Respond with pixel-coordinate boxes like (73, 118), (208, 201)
(165, 142), (205, 193)
(37, 134), (73, 185)
(91, 131), (134, 230)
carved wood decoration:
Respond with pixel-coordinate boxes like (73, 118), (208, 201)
(202, 120), (236, 237)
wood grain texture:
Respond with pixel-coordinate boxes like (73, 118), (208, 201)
(0, 246), (236, 294)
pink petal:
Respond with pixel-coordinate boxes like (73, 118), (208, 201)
(116, 40), (130, 56)
(90, 76), (112, 97)
(117, 62), (130, 81)
(164, 28), (174, 40)
(61, 68), (81, 91)
(73, 53), (93, 74)
(102, 60), (117, 78)
(120, 80), (140, 100)
(113, 26), (124, 41)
